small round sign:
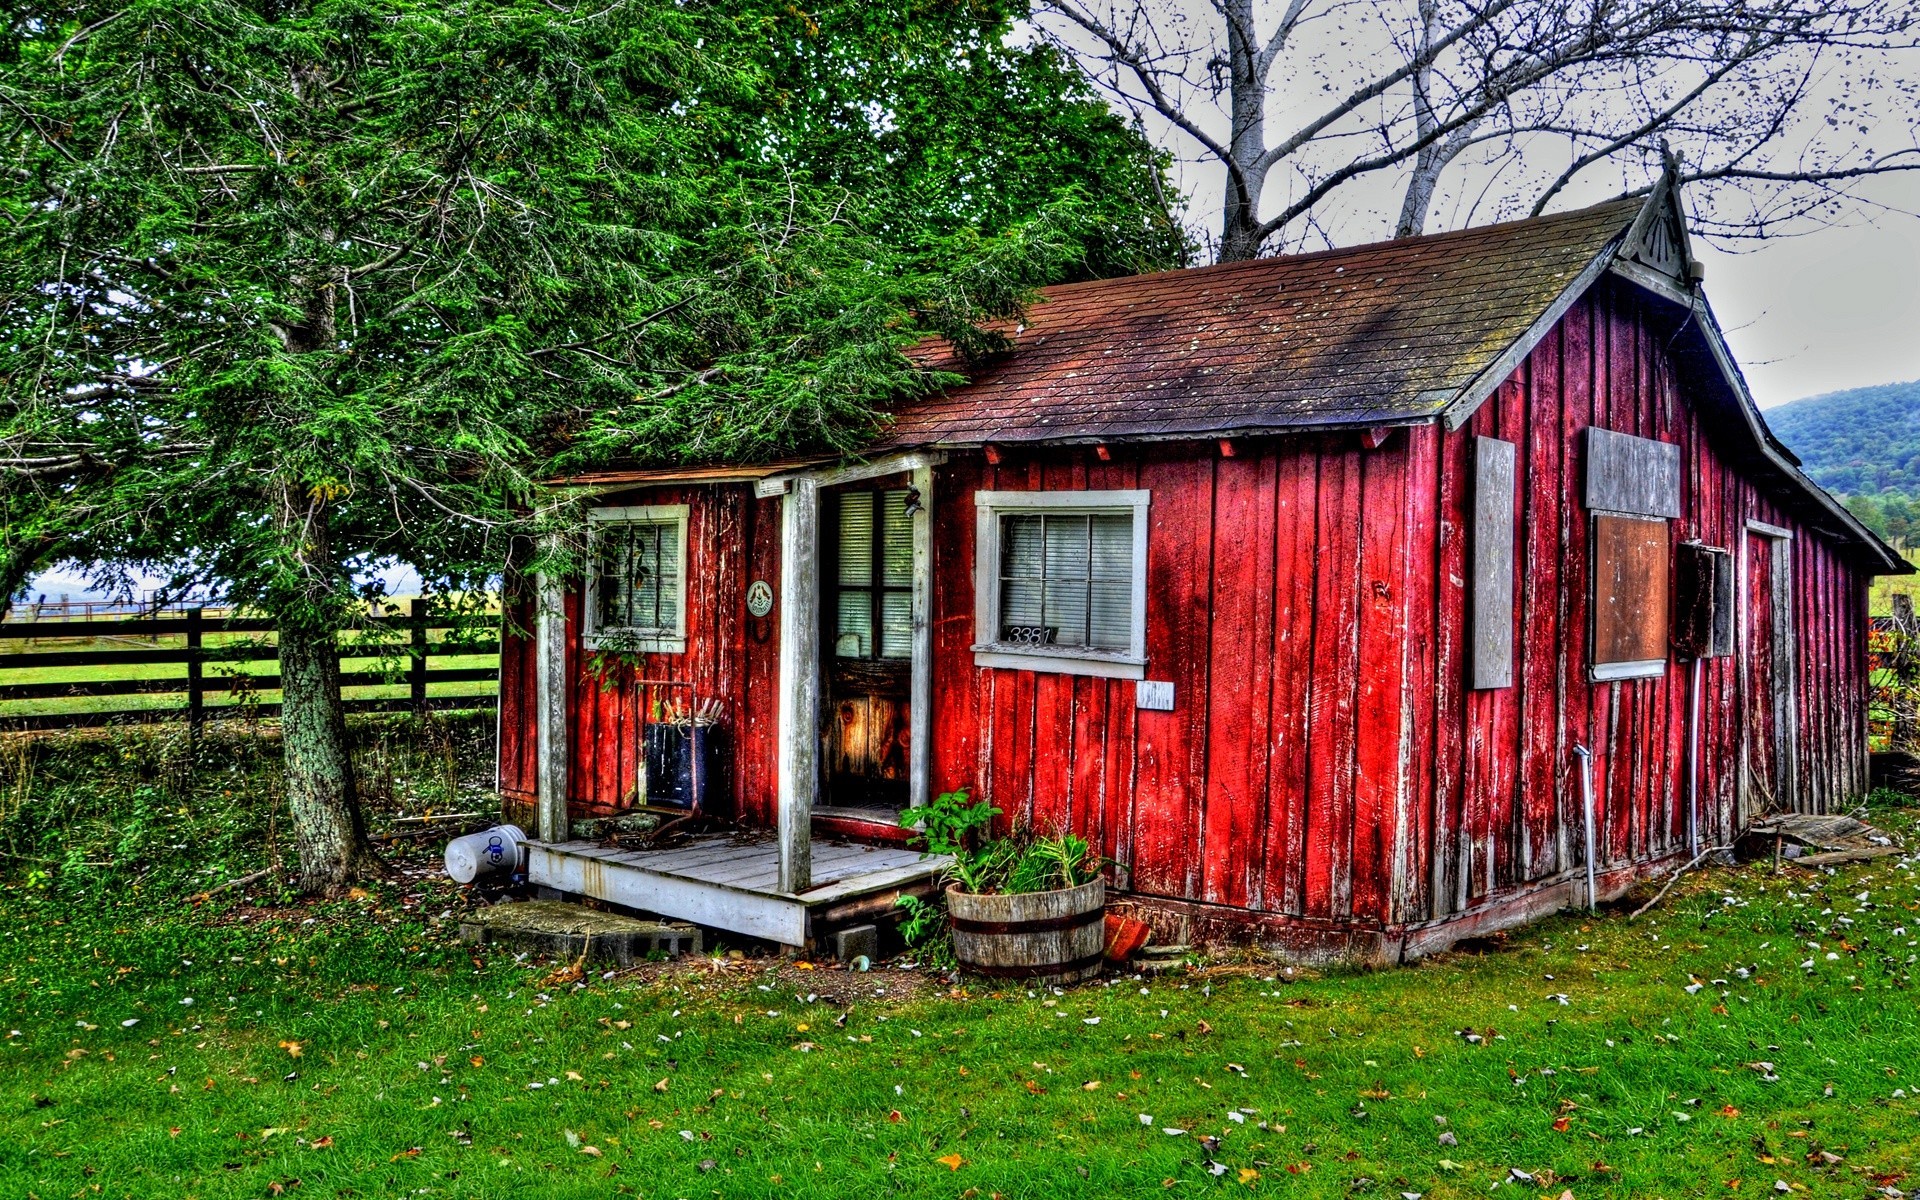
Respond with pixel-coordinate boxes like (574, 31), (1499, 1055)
(746, 579), (775, 618)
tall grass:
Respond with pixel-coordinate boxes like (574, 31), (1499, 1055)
(0, 712), (497, 901)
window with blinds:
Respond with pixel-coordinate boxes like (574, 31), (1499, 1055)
(971, 489), (1150, 679)
(833, 489), (914, 660)
(998, 513), (1133, 650)
(585, 505), (688, 651)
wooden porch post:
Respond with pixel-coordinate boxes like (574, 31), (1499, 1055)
(776, 476), (821, 893)
(534, 557), (569, 843)
(908, 462), (934, 810)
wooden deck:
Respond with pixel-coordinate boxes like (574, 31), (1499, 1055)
(524, 833), (949, 947)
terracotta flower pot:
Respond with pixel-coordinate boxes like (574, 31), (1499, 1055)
(946, 877), (1105, 984)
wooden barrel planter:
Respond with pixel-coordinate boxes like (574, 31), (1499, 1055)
(947, 878), (1106, 984)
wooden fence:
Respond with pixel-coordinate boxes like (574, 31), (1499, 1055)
(0, 600), (498, 731)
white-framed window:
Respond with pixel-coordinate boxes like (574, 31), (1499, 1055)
(972, 489), (1149, 679)
(583, 504), (689, 653)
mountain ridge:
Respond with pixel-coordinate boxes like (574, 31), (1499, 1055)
(1766, 378), (1920, 548)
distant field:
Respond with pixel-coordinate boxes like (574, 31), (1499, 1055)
(1870, 548), (1920, 615)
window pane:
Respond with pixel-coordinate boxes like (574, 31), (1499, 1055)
(1043, 515), (1092, 582)
(1044, 576), (1090, 647)
(880, 592), (913, 659)
(595, 520), (680, 635)
(1000, 578), (1045, 641)
(633, 525), (663, 629)
(1001, 515), (1043, 581)
(652, 524), (679, 632)
(881, 489), (913, 587)
(838, 493), (873, 587)
(1090, 514), (1132, 580)
(835, 589), (872, 658)
(1088, 580), (1132, 650)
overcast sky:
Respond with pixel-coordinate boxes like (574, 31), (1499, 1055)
(1701, 175), (1920, 407)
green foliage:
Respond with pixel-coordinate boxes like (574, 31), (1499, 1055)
(1, 0), (1188, 617)
(900, 787), (1100, 895)
(1766, 379), (1920, 545)
(898, 787), (1001, 858)
(893, 891), (956, 968)
(0, 714), (495, 898)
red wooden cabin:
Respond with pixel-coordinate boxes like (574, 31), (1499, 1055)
(497, 175), (1907, 958)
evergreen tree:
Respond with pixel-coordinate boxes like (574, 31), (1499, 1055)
(1, 0), (1183, 891)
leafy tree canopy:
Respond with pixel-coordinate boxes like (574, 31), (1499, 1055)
(0, 0), (1185, 889)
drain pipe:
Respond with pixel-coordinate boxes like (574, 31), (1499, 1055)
(1573, 744), (1597, 914)
(1686, 657), (1702, 860)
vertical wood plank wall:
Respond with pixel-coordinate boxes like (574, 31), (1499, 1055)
(925, 278), (1872, 929)
(498, 485), (786, 829)
(498, 278), (1871, 934)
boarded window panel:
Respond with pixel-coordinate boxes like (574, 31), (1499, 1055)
(1470, 436), (1517, 689)
(1585, 427), (1681, 518)
(1593, 513), (1670, 673)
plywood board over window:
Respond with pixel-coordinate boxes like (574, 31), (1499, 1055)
(1585, 428), (1680, 682)
(1592, 514), (1670, 677)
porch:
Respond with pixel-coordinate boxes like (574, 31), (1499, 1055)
(525, 831), (950, 947)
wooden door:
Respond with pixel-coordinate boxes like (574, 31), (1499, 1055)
(823, 487), (914, 808)
(1743, 529), (1793, 817)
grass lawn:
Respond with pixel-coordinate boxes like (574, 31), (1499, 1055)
(2, 803), (1917, 1198)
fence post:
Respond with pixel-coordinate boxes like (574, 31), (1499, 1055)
(186, 606), (205, 734)
(409, 596), (429, 716)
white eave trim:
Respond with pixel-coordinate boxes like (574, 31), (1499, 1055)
(755, 450), (947, 498)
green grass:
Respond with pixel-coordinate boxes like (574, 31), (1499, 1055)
(2, 799), (1916, 1198)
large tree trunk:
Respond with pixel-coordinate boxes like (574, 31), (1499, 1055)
(1215, 0), (1269, 262)
(278, 615), (377, 893)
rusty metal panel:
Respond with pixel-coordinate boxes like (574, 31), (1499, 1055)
(1592, 513), (1670, 677)
(1585, 427), (1681, 517)
(1470, 435), (1517, 688)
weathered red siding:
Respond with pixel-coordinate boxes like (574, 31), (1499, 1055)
(499, 277), (1872, 954)
(498, 484), (786, 828)
(924, 277), (1871, 939)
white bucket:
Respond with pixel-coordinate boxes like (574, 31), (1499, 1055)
(444, 824), (529, 885)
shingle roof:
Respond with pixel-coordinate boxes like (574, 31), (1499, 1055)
(877, 198), (1643, 448)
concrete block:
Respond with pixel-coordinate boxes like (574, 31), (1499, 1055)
(832, 923), (879, 964)
(462, 899), (701, 965)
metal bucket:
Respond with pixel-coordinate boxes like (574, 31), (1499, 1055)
(444, 824), (529, 885)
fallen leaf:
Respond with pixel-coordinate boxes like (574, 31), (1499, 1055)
(888, 1110), (903, 1122)
(311, 1136), (333, 1150)
(1553, 1117), (1572, 1132)
(937, 1154), (966, 1170)
(1240, 1168), (1260, 1184)
(389, 1147), (421, 1162)
(654, 1078), (669, 1092)
(279, 1041), (303, 1058)
(580, 1146), (602, 1158)
(469, 1056), (484, 1068)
